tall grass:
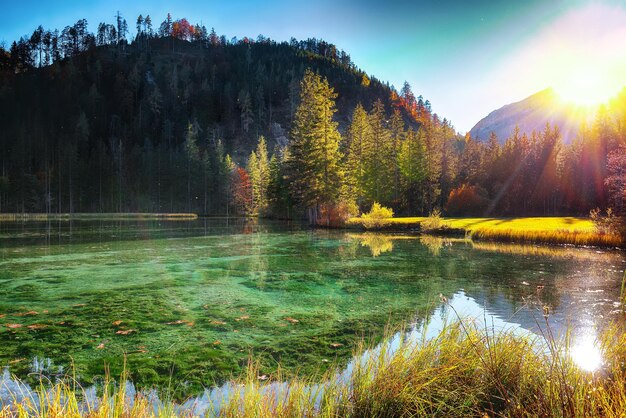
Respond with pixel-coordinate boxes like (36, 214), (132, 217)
(1, 315), (625, 417)
(469, 227), (623, 247)
(348, 216), (624, 247)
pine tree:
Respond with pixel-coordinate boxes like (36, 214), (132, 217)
(365, 99), (394, 205)
(287, 69), (343, 224)
(398, 128), (427, 212)
(345, 103), (372, 206)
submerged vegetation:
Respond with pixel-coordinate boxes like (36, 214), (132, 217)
(1, 317), (625, 417)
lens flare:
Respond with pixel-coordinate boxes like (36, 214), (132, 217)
(553, 66), (623, 106)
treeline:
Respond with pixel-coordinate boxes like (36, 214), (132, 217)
(0, 12), (357, 72)
(1, 13), (625, 219)
(0, 13), (424, 214)
(238, 71), (626, 224)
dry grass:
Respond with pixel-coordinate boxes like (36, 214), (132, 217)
(348, 216), (623, 247)
(1, 316), (625, 417)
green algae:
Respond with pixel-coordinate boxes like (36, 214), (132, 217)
(0, 221), (624, 399)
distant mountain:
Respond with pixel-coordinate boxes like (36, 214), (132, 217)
(469, 88), (593, 143)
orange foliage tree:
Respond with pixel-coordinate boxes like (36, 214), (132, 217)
(231, 167), (253, 215)
(445, 184), (489, 216)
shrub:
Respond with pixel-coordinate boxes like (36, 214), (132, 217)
(360, 202), (394, 229)
(421, 208), (444, 231)
(316, 200), (359, 227)
(590, 207), (623, 236)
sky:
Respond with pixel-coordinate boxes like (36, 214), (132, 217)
(2, 0), (626, 132)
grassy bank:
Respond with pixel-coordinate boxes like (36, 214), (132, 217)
(2, 318), (625, 417)
(0, 213), (198, 221)
(347, 216), (623, 247)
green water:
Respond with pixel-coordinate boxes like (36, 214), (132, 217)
(0, 219), (624, 397)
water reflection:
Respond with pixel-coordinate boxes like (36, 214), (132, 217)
(570, 331), (602, 372)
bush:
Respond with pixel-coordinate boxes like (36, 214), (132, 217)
(421, 208), (444, 231)
(360, 202), (394, 229)
(590, 207), (623, 236)
(316, 200), (359, 227)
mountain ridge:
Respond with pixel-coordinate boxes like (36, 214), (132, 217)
(469, 88), (594, 143)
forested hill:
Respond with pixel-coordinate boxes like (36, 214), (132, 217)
(0, 16), (434, 214)
(2, 15), (625, 220)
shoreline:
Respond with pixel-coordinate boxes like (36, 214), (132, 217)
(344, 216), (625, 248)
(0, 213), (199, 221)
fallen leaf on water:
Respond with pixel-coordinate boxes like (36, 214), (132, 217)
(116, 329), (136, 335)
(210, 320), (226, 325)
(233, 329), (240, 333)
(43, 310), (49, 314)
(96, 343), (105, 349)
(112, 320), (124, 326)
(277, 323), (288, 327)
(27, 324), (47, 330)
(6, 324), (22, 329)
(284, 317), (299, 324)
(235, 315), (249, 322)
(212, 340), (221, 345)
(73, 304), (87, 307)
(16, 311), (38, 317)
(330, 343), (343, 348)
(0, 314), (5, 319)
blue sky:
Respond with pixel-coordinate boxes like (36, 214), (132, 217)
(2, 0), (625, 132)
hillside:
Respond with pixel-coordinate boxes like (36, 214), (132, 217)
(469, 88), (593, 143)
(0, 34), (423, 214)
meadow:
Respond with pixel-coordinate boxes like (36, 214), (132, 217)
(347, 216), (624, 247)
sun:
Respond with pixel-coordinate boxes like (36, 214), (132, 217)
(552, 66), (622, 106)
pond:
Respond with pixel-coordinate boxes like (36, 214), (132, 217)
(0, 219), (624, 399)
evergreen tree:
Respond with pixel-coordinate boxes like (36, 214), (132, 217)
(398, 129), (426, 212)
(365, 99), (394, 205)
(287, 69), (343, 224)
(345, 103), (372, 206)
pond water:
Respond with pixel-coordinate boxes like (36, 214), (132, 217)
(0, 219), (624, 399)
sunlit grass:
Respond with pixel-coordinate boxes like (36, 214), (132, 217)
(1, 318), (625, 417)
(348, 216), (623, 247)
